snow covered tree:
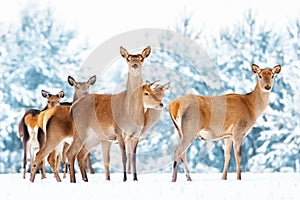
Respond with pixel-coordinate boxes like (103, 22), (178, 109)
(0, 5), (299, 174)
(250, 17), (300, 172)
(0, 3), (89, 173)
(149, 9), (299, 174)
(138, 11), (224, 173)
(210, 10), (298, 172)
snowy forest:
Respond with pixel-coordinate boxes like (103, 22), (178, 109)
(0, 3), (299, 175)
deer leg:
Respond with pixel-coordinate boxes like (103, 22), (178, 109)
(172, 139), (193, 182)
(101, 141), (112, 181)
(66, 133), (84, 183)
(221, 137), (233, 180)
(126, 141), (131, 174)
(30, 147), (44, 179)
(28, 142), (37, 179)
(117, 133), (127, 182)
(77, 131), (100, 181)
(77, 148), (88, 182)
(66, 153), (76, 183)
(37, 128), (46, 179)
(86, 153), (95, 174)
(62, 142), (70, 178)
(180, 153), (191, 181)
(131, 138), (139, 181)
(172, 160), (179, 182)
(30, 141), (59, 182)
(233, 137), (243, 180)
(172, 118), (195, 182)
(47, 152), (54, 178)
(77, 146), (90, 182)
(22, 141), (28, 179)
(39, 159), (46, 180)
(55, 153), (62, 182)
(48, 150), (62, 182)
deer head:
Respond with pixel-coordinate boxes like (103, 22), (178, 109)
(252, 64), (281, 92)
(67, 75), (97, 100)
(120, 46), (151, 76)
(41, 90), (64, 108)
(142, 80), (170, 110)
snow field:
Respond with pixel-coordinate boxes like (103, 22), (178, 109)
(1, 172), (300, 200)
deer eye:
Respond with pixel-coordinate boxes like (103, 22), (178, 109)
(271, 75), (274, 78)
(259, 75), (262, 78)
(144, 92), (149, 96)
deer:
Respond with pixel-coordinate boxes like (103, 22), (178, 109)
(29, 80), (164, 182)
(65, 46), (155, 183)
(47, 75), (97, 179)
(126, 81), (170, 174)
(34, 75), (96, 182)
(169, 64), (281, 182)
(68, 80), (167, 183)
(74, 80), (169, 183)
(18, 89), (65, 179)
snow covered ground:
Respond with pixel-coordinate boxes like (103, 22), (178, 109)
(1, 172), (300, 200)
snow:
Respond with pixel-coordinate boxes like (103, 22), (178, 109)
(1, 0), (300, 189)
(1, 172), (300, 200)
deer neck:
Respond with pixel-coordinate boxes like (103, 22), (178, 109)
(73, 93), (82, 102)
(125, 72), (144, 127)
(42, 104), (52, 111)
(73, 94), (80, 102)
(126, 72), (142, 96)
(247, 82), (270, 119)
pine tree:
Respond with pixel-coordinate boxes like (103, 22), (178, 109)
(0, 3), (89, 173)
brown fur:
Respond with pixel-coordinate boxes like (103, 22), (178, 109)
(169, 64), (281, 181)
(58, 75), (96, 178)
(66, 81), (166, 183)
(29, 81), (163, 182)
(66, 46), (152, 183)
(30, 76), (96, 182)
(126, 81), (170, 173)
(18, 90), (64, 179)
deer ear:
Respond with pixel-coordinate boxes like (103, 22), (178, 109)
(145, 80), (151, 86)
(163, 82), (170, 91)
(120, 46), (128, 58)
(252, 64), (261, 74)
(150, 80), (160, 90)
(41, 90), (50, 98)
(272, 65), (281, 74)
(151, 80), (160, 87)
(68, 76), (76, 86)
(88, 75), (97, 85)
(141, 46), (151, 58)
(58, 91), (65, 98)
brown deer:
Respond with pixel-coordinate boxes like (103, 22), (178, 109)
(59, 75), (97, 106)
(126, 81), (170, 174)
(18, 90), (65, 179)
(74, 80), (169, 183)
(47, 75), (97, 179)
(29, 80), (164, 182)
(35, 75), (96, 182)
(65, 46), (153, 183)
(169, 64), (281, 182)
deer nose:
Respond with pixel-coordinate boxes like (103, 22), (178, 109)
(159, 103), (164, 108)
(265, 85), (271, 90)
(132, 64), (138, 69)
